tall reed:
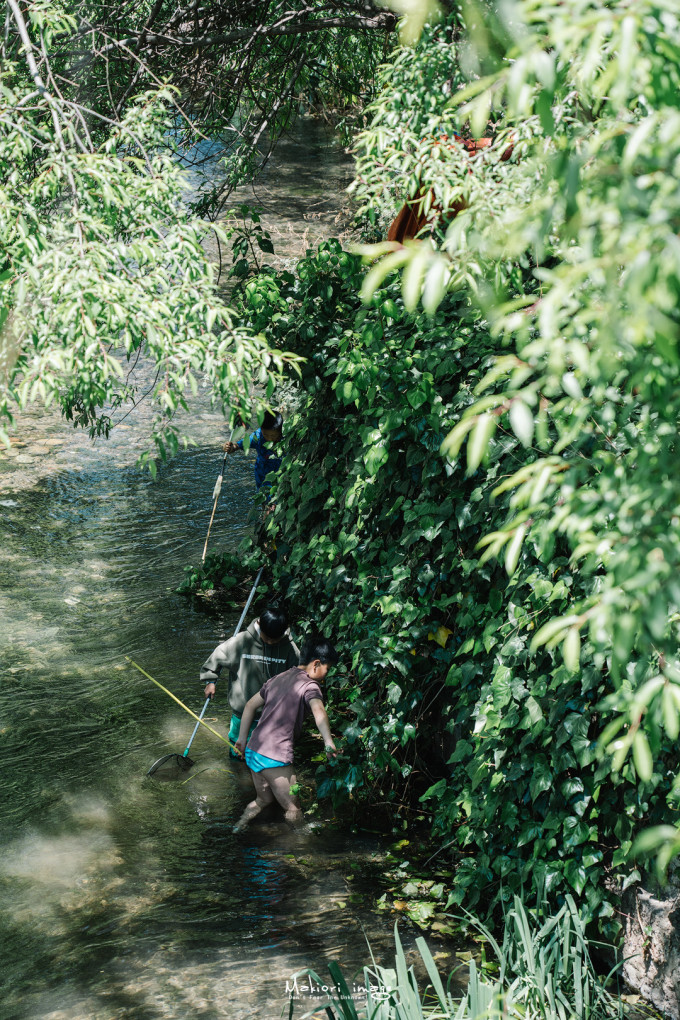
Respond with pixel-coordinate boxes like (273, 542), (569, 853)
(288, 895), (623, 1020)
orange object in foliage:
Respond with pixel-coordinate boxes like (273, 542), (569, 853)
(387, 134), (514, 244)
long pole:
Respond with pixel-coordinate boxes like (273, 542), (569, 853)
(201, 429), (234, 563)
(180, 564), (264, 758)
(127, 657), (240, 754)
(182, 697), (212, 758)
(234, 565), (264, 635)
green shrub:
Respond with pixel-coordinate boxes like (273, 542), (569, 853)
(223, 238), (675, 935)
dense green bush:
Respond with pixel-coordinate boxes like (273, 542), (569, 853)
(183, 0), (680, 936)
(204, 237), (673, 936)
(355, 1), (680, 815)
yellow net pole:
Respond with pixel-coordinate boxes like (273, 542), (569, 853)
(126, 657), (241, 755)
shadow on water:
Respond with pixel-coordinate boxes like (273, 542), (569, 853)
(0, 748), (441, 1019)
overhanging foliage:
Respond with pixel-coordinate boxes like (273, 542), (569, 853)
(354, 0), (680, 859)
(0, 1), (305, 458)
(176, 4), (680, 924)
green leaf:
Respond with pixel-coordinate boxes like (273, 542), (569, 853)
(562, 627), (581, 673)
(359, 248), (410, 303)
(504, 523), (527, 576)
(422, 257), (449, 315)
(530, 615), (579, 652)
(364, 440), (389, 476)
(508, 400), (534, 447)
(632, 826), (680, 857)
(610, 732), (633, 773)
(402, 243), (432, 313)
(662, 684), (680, 740)
(440, 417), (475, 461)
(467, 413), (497, 474)
(536, 89), (555, 134)
(632, 730), (653, 783)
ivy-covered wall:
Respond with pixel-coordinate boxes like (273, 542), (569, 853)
(224, 239), (675, 936)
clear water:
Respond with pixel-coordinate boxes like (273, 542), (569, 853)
(0, 124), (459, 1020)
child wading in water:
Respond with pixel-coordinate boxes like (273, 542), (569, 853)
(233, 636), (338, 830)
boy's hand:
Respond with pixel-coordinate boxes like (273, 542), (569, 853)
(223, 441), (238, 453)
(234, 739), (245, 758)
(204, 682), (216, 700)
(324, 744), (337, 759)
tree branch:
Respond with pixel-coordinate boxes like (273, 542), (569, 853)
(67, 9), (396, 64)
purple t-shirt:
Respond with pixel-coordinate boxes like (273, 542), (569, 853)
(247, 666), (323, 764)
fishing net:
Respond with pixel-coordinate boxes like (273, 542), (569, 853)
(134, 564), (263, 779)
(147, 752), (194, 780)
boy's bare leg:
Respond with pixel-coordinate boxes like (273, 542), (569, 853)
(266, 766), (303, 826)
(234, 770), (274, 832)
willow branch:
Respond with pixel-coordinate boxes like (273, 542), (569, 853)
(6, 0), (84, 249)
(67, 9), (396, 64)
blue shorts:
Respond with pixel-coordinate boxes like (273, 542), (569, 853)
(245, 748), (288, 772)
(229, 713), (257, 759)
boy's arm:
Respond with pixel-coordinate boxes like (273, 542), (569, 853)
(200, 635), (241, 698)
(236, 692), (264, 753)
(309, 698), (336, 756)
(223, 431), (254, 453)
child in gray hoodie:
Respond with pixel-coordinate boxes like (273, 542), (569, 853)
(200, 605), (298, 753)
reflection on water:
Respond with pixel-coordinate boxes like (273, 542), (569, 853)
(182, 114), (355, 249)
(0, 126), (459, 1020)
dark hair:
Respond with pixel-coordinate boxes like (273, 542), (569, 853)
(262, 410), (283, 432)
(259, 605), (288, 641)
(299, 635), (339, 667)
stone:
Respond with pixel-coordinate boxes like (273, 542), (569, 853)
(622, 883), (680, 1018)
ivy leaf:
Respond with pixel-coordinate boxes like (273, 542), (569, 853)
(364, 440), (389, 475)
(428, 625), (453, 648)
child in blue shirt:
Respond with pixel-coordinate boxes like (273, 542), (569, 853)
(224, 410), (283, 491)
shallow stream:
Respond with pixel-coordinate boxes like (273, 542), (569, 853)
(0, 123), (458, 1020)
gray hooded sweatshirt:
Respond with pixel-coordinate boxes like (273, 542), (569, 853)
(200, 620), (299, 715)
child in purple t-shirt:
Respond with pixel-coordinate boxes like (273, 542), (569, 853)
(233, 635), (338, 830)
